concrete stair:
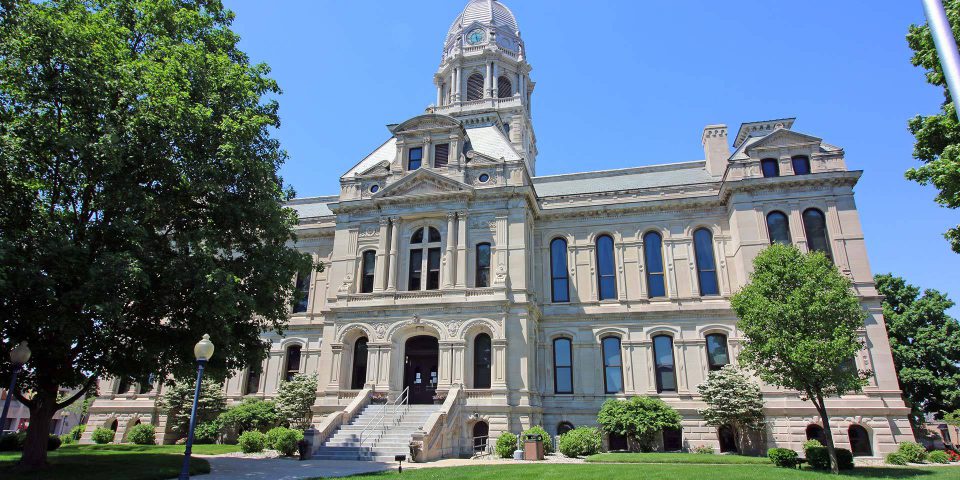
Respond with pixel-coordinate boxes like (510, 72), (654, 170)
(313, 404), (440, 461)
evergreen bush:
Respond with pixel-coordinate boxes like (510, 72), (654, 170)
(127, 423), (156, 445)
(238, 430), (267, 453)
(557, 427), (601, 458)
(266, 427), (303, 456)
(768, 448), (799, 468)
(91, 427), (115, 444)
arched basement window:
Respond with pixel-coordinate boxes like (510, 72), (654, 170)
(550, 238), (569, 303)
(643, 231), (666, 298)
(663, 427), (683, 451)
(602, 336), (623, 394)
(284, 345), (301, 382)
(761, 158), (780, 177)
(497, 76), (512, 98)
(360, 250), (376, 294)
(467, 73), (484, 101)
(473, 333), (492, 389)
(718, 425), (738, 453)
(553, 337), (573, 394)
(848, 425), (873, 456)
(473, 421), (489, 453)
(476, 243), (491, 287)
(693, 228), (719, 296)
(792, 155), (811, 175)
(558, 422), (575, 436)
(806, 424), (827, 445)
(766, 211), (792, 245)
(653, 335), (677, 393)
(705, 333), (730, 371)
(409, 227), (442, 290)
(803, 208), (833, 262)
(351, 337), (368, 389)
(596, 235), (617, 300)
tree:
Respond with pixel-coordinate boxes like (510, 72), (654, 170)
(945, 410), (960, 427)
(731, 244), (870, 474)
(159, 378), (227, 437)
(697, 365), (765, 454)
(0, 0), (313, 468)
(597, 396), (681, 452)
(275, 374), (318, 430)
(875, 273), (960, 424)
(906, 0), (960, 253)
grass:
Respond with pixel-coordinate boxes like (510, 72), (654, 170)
(314, 464), (959, 480)
(0, 444), (223, 480)
(585, 452), (772, 464)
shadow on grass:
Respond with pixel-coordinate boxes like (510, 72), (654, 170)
(0, 452), (209, 480)
(831, 467), (943, 478)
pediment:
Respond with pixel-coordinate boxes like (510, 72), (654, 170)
(393, 114), (464, 135)
(373, 169), (472, 199)
(465, 151), (504, 165)
(746, 129), (822, 154)
(358, 161), (391, 177)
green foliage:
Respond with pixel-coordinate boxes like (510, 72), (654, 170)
(68, 425), (87, 441)
(237, 430), (267, 454)
(275, 374), (318, 430)
(805, 442), (830, 470)
(265, 427), (303, 456)
(696, 365), (765, 451)
(495, 432), (517, 458)
(558, 427), (602, 458)
(522, 426), (553, 454)
(91, 427), (115, 445)
(875, 274), (960, 420)
(835, 448), (854, 470)
(887, 451), (908, 465)
(217, 399), (279, 435)
(767, 448), (799, 468)
(597, 397), (681, 452)
(928, 450), (950, 463)
(692, 445), (714, 454)
(896, 441), (928, 464)
(0, 432), (26, 451)
(127, 424), (156, 445)
(906, 1), (960, 253)
(59, 433), (76, 445)
(946, 410), (960, 426)
(192, 422), (221, 445)
(47, 434), (63, 451)
(160, 378), (227, 437)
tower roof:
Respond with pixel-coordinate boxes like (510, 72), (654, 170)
(445, 0), (519, 44)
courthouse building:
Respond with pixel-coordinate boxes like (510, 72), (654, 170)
(86, 0), (913, 459)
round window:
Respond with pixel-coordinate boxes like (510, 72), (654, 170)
(370, 184), (380, 193)
(478, 173), (490, 183)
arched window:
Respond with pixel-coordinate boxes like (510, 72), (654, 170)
(766, 211), (792, 245)
(467, 73), (484, 101)
(497, 76), (512, 98)
(653, 335), (677, 393)
(596, 235), (617, 300)
(293, 268), (311, 313)
(284, 345), (301, 382)
(553, 337), (573, 394)
(351, 337), (368, 389)
(476, 243), (491, 287)
(473, 333), (492, 389)
(792, 155), (811, 175)
(663, 427), (683, 451)
(643, 231), (666, 298)
(550, 238), (569, 303)
(718, 425), (738, 453)
(245, 367), (260, 395)
(473, 421), (489, 453)
(761, 158), (780, 177)
(602, 336), (623, 394)
(360, 250), (376, 293)
(848, 425), (872, 456)
(802, 208), (833, 262)
(409, 227), (441, 290)
(693, 228), (719, 296)
(558, 422), (575, 436)
(407, 146), (423, 170)
(705, 333), (730, 371)
(806, 424), (827, 445)
(108, 419), (118, 432)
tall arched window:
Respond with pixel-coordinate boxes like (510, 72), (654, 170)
(643, 231), (666, 298)
(476, 243), (491, 287)
(653, 335), (677, 393)
(497, 76), (512, 98)
(802, 208), (833, 262)
(245, 367), (260, 395)
(409, 227), (442, 290)
(351, 337), (368, 389)
(550, 238), (569, 303)
(705, 333), (730, 371)
(553, 337), (573, 394)
(806, 424), (827, 445)
(284, 345), (301, 382)
(473, 333), (492, 389)
(596, 235), (617, 300)
(761, 158), (780, 177)
(792, 155), (811, 175)
(601, 336), (623, 394)
(848, 425), (872, 456)
(360, 250), (376, 293)
(766, 211), (792, 245)
(293, 268), (311, 313)
(472, 421), (489, 453)
(693, 228), (719, 296)
(467, 73), (484, 101)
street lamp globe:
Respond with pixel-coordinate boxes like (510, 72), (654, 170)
(9, 341), (30, 364)
(193, 334), (214, 362)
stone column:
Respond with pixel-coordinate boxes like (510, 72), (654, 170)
(327, 344), (344, 391)
(492, 339), (508, 389)
(492, 63), (499, 98)
(436, 83), (442, 107)
(387, 217), (400, 292)
(451, 341), (466, 385)
(374, 217), (390, 292)
(450, 69), (456, 102)
(444, 212), (457, 288)
(486, 62), (493, 98)
(438, 341), (455, 389)
(456, 211), (467, 288)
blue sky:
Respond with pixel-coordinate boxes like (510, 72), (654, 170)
(226, 0), (960, 314)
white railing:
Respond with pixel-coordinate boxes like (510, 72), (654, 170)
(358, 387), (410, 449)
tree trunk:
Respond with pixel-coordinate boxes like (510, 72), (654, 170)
(19, 388), (59, 470)
(813, 393), (839, 474)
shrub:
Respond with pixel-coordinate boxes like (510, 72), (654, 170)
(928, 450), (950, 464)
(238, 430), (267, 453)
(0, 432), (25, 451)
(597, 396), (681, 452)
(266, 427), (303, 456)
(522, 426), (553, 454)
(59, 433), (75, 445)
(558, 427), (601, 458)
(91, 427), (116, 444)
(193, 420), (221, 445)
(691, 444), (714, 454)
(495, 432), (517, 459)
(835, 448), (854, 470)
(768, 447), (799, 468)
(47, 434), (62, 451)
(887, 451), (908, 465)
(68, 424), (86, 441)
(804, 442), (829, 470)
(217, 399), (279, 435)
(127, 423), (156, 445)
(896, 441), (928, 463)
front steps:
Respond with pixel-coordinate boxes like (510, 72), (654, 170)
(313, 404), (440, 461)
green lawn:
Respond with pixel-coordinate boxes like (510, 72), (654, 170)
(586, 452), (772, 464)
(320, 464), (958, 480)
(0, 444), (223, 480)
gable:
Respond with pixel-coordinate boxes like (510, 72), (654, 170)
(745, 129), (822, 154)
(373, 168), (473, 200)
(393, 114), (464, 135)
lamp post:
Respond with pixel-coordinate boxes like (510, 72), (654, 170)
(1, 342), (31, 434)
(178, 334), (214, 480)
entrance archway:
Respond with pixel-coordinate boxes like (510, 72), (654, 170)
(718, 425), (738, 453)
(404, 335), (439, 404)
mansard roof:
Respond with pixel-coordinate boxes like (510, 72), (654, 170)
(532, 161), (718, 197)
(287, 195), (337, 219)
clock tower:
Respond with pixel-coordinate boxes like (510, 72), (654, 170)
(429, 0), (537, 175)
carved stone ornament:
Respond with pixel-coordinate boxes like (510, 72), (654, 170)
(339, 275), (353, 293)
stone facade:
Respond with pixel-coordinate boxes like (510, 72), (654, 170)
(86, 0), (912, 458)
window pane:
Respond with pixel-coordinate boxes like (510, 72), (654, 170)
(293, 270), (310, 313)
(803, 209), (833, 261)
(411, 228), (423, 244)
(554, 338), (572, 367)
(643, 232), (666, 298)
(245, 369), (260, 395)
(408, 249), (422, 290)
(792, 156), (811, 175)
(427, 247), (441, 290)
(428, 227), (441, 243)
(434, 143), (449, 168)
(552, 278), (569, 303)
(596, 235), (617, 300)
(605, 367), (623, 394)
(653, 335), (676, 392)
(285, 346), (301, 382)
(761, 158), (779, 177)
(694, 229), (719, 296)
(602, 337), (623, 394)
(706, 334), (729, 370)
(550, 239), (569, 302)
(361, 251), (376, 293)
(555, 338), (574, 393)
(474, 334), (492, 389)
(766, 212), (792, 245)
(476, 243), (491, 287)
(408, 147), (422, 170)
(555, 367), (573, 393)
(352, 338), (368, 389)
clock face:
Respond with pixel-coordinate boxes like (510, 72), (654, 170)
(467, 29), (485, 45)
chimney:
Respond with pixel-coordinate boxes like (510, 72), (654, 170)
(701, 124), (730, 176)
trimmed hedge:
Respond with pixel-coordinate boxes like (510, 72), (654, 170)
(0, 432), (63, 451)
(768, 447), (799, 468)
(558, 427), (602, 458)
(803, 440), (853, 470)
(495, 432), (517, 458)
(127, 423), (156, 445)
(91, 427), (116, 444)
(238, 430), (267, 453)
(266, 427), (303, 456)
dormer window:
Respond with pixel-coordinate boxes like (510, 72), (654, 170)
(761, 158), (780, 178)
(434, 143), (449, 168)
(408, 147), (423, 170)
(792, 155), (811, 175)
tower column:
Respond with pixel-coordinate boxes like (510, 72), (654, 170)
(492, 63), (499, 98)
(436, 83), (442, 107)
(486, 62), (493, 98)
(374, 217), (390, 292)
(444, 212), (456, 288)
(456, 210), (467, 288)
(387, 216), (401, 292)
(450, 68), (457, 102)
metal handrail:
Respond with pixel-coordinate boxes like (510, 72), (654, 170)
(358, 387), (409, 449)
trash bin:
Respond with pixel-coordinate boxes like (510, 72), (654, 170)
(523, 434), (544, 461)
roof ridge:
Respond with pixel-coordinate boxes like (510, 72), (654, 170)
(286, 195), (338, 205)
(532, 160), (708, 183)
